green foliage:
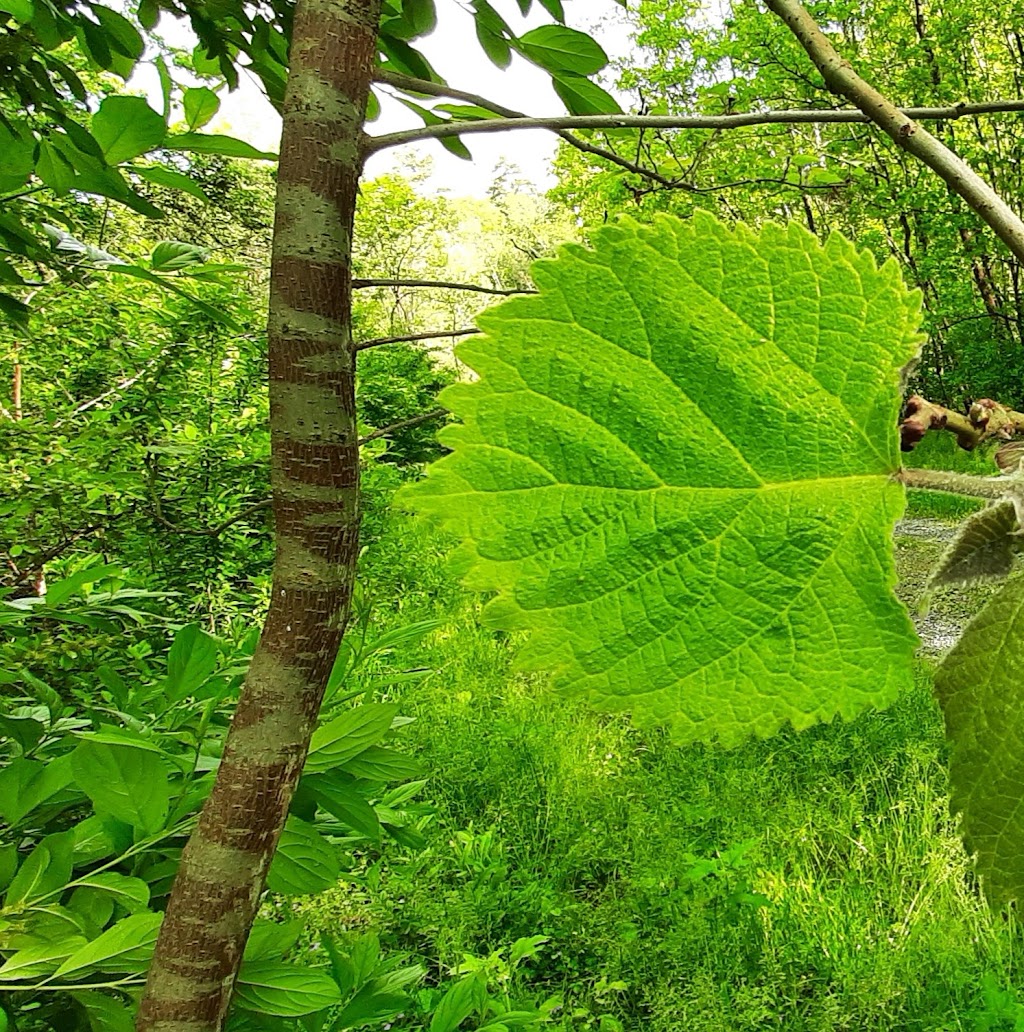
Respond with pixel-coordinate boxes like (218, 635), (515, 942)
(405, 213), (923, 745)
(302, 500), (1021, 1032)
(0, 572), (430, 1029)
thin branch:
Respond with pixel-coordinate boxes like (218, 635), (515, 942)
(352, 278), (535, 296)
(358, 407), (447, 446)
(356, 327), (481, 352)
(765, 0), (1024, 264)
(375, 68), (679, 189)
(6, 513), (132, 587)
(900, 394), (1024, 452)
(152, 498), (273, 537)
(364, 99), (1024, 155)
(53, 346), (173, 428)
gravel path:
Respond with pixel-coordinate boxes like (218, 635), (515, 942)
(894, 515), (987, 655)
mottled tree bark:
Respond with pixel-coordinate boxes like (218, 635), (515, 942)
(136, 1), (381, 1028)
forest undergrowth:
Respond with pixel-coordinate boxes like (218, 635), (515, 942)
(289, 469), (1024, 1032)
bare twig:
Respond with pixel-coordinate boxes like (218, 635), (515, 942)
(900, 394), (1024, 452)
(356, 327), (481, 352)
(53, 346), (173, 428)
(358, 407), (447, 446)
(765, 0), (1024, 263)
(352, 278), (535, 296)
(365, 99), (1024, 155)
(150, 498), (273, 538)
(5, 512), (132, 588)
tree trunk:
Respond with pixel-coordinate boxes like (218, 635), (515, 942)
(136, 1), (381, 1028)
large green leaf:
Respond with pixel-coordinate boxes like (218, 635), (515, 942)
(304, 703), (399, 774)
(91, 97), (166, 165)
(266, 816), (339, 895)
(403, 214), (923, 746)
(935, 575), (1024, 906)
(516, 25), (607, 75)
(234, 962), (342, 1016)
(71, 741), (169, 834)
(54, 912), (162, 977)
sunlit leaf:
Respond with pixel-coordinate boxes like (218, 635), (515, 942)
(403, 213), (923, 746)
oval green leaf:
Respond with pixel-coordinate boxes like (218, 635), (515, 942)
(91, 96), (166, 165)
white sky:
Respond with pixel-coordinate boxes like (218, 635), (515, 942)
(136, 0), (632, 197)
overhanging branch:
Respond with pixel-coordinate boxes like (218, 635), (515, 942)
(364, 99), (1024, 155)
(765, 0), (1024, 263)
(374, 68), (679, 189)
(358, 407), (447, 445)
(353, 278), (535, 295)
(356, 327), (481, 351)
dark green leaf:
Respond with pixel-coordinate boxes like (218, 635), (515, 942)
(0, 714), (45, 754)
(69, 990), (134, 1032)
(378, 34), (440, 81)
(304, 774), (382, 840)
(91, 5), (143, 62)
(35, 139), (76, 194)
(130, 163), (212, 203)
(234, 962), (342, 1016)
(537, 0), (565, 20)
(154, 55), (172, 120)
(305, 704), (399, 774)
(0, 755), (75, 825)
(164, 132), (277, 161)
(54, 912), (162, 977)
(78, 19), (112, 71)
(0, 938), (86, 981)
(552, 73), (621, 115)
(136, 0), (158, 30)
(334, 981), (411, 1028)
(430, 975), (486, 1032)
(340, 746), (424, 782)
(5, 831), (74, 907)
(243, 920), (303, 962)
(0, 0), (33, 20)
(516, 25), (608, 75)
(150, 241), (209, 273)
(0, 292), (30, 327)
(266, 816), (339, 895)
(401, 0), (436, 35)
(104, 264), (241, 329)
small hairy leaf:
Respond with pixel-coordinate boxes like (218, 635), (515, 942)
(403, 213), (923, 746)
(935, 576), (1024, 906)
(928, 500), (1020, 590)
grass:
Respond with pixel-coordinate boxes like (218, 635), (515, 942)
(306, 492), (1024, 1031)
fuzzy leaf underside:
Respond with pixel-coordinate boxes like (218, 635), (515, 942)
(935, 576), (1024, 907)
(928, 500), (1020, 590)
(402, 213), (923, 746)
